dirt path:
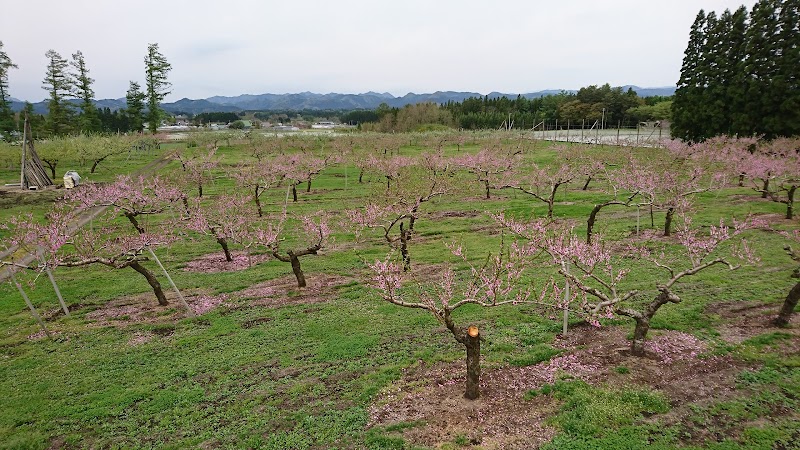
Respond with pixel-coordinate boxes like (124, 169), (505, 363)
(0, 150), (176, 282)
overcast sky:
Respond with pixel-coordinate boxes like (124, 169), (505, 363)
(2, 0), (758, 102)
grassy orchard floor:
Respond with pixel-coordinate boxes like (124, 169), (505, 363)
(0, 133), (798, 449)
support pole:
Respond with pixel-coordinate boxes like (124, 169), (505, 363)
(636, 205), (641, 235)
(595, 121), (600, 144)
(636, 123), (640, 146)
(563, 264), (570, 336)
(147, 247), (195, 317)
(10, 269), (51, 338)
(20, 114), (28, 189)
(39, 249), (69, 317)
(45, 266), (69, 317)
(581, 119), (584, 143)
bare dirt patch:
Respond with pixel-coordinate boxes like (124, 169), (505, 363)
(83, 290), (230, 327)
(181, 251), (270, 273)
(706, 299), (799, 345)
(424, 210), (483, 220)
(233, 273), (355, 308)
(368, 324), (745, 449)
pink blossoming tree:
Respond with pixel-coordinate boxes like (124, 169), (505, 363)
(246, 211), (332, 288)
(369, 239), (561, 399)
(454, 148), (518, 200)
(348, 155), (452, 271)
(496, 212), (762, 356)
(181, 194), (253, 262)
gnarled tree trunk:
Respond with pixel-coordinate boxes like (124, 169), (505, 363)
(618, 288), (681, 356)
(773, 281), (800, 327)
(272, 244), (321, 288)
(664, 207), (675, 237)
(217, 237), (233, 262)
(785, 185), (796, 220)
(128, 260), (168, 306)
(587, 200), (626, 244)
(289, 253), (306, 288)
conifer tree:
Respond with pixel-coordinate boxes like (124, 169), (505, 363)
(70, 50), (101, 134)
(42, 49), (73, 136)
(143, 43), (171, 134)
(126, 81), (146, 133)
(672, 10), (708, 142)
(774, 0), (800, 137)
(743, 0), (779, 138)
(727, 6), (751, 136)
(0, 41), (17, 140)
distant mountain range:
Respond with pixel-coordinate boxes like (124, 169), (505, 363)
(9, 85), (676, 116)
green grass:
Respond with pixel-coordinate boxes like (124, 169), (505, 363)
(1, 131), (798, 448)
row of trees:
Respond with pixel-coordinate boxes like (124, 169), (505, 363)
(338, 85), (672, 132)
(440, 85), (672, 130)
(4, 133), (798, 400)
(0, 41), (171, 139)
(672, 0), (800, 141)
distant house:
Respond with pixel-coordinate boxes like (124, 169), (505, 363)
(311, 121), (336, 129)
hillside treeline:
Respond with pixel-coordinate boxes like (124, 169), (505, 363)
(342, 85), (672, 132)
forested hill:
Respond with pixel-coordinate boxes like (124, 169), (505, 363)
(10, 86), (675, 115)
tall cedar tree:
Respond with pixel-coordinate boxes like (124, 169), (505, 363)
(126, 81), (146, 134)
(672, 10), (708, 142)
(70, 51), (101, 133)
(42, 50), (73, 136)
(0, 41), (17, 140)
(674, 0), (800, 141)
(775, 0), (800, 137)
(144, 44), (171, 134)
(744, 0), (779, 138)
(703, 9), (746, 137)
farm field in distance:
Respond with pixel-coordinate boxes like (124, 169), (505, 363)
(0, 130), (798, 449)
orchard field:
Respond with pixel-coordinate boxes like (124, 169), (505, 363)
(0, 131), (798, 449)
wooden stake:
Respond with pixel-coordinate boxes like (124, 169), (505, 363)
(39, 249), (69, 316)
(10, 269), (51, 338)
(20, 114), (27, 189)
(45, 266), (70, 317)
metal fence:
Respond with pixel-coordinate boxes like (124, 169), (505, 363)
(528, 120), (669, 148)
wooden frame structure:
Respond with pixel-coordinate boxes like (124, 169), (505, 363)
(19, 113), (52, 189)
